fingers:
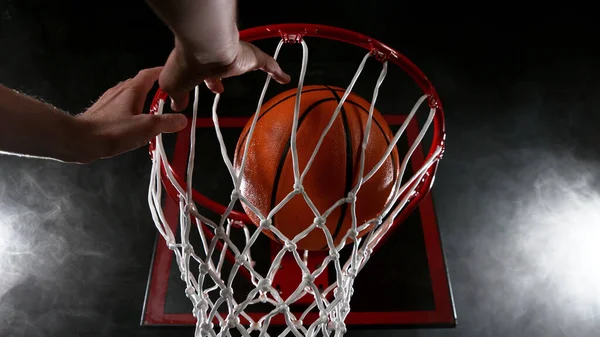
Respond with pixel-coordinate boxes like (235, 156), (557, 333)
(118, 113), (188, 155)
(159, 41), (291, 111)
(204, 78), (224, 94)
(99, 78), (132, 101)
(160, 49), (195, 111)
(151, 113), (188, 134)
(138, 114), (188, 149)
(246, 43), (291, 84)
(96, 67), (162, 111)
(124, 67), (163, 110)
(104, 66), (159, 96)
(260, 56), (291, 84)
(170, 93), (189, 112)
(131, 67), (163, 93)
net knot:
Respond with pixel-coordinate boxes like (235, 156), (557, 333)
(235, 254), (249, 266)
(293, 183), (304, 194)
(347, 229), (359, 241)
(184, 203), (195, 213)
(346, 268), (357, 279)
(220, 288), (234, 299)
(319, 310), (329, 323)
(257, 278), (271, 292)
(199, 263), (210, 275)
(303, 274), (315, 283)
(231, 189), (240, 201)
(328, 320), (347, 333)
(329, 249), (340, 260)
(185, 286), (196, 297)
(260, 219), (272, 229)
(250, 322), (261, 331)
(222, 315), (240, 328)
(195, 299), (209, 311)
(345, 192), (356, 203)
(277, 303), (289, 313)
(215, 226), (226, 239)
(200, 322), (214, 333)
(284, 240), (297, 251)
(314, 216), (326, 229)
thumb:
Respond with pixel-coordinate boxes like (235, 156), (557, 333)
(131, 114), (188, 150)
(160, 49), (193, 112)
(98, 114), (188, 158)
(148, 113), (188, 135)
(134, 113), (188, 152)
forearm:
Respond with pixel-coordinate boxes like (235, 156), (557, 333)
(146, 0), (239, 61)
(0, 85), (87, 163)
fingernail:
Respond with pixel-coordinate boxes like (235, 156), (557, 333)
(170, 97), (184, 112)
(278, 73), (291, 84)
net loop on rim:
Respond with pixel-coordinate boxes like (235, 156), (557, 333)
(148, 24), (445, 337)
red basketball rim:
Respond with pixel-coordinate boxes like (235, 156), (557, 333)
(149, 23), (446, 241)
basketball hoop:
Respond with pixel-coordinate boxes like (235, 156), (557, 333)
(147, 24), (445, 336)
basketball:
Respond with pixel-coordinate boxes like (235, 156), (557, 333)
(233, 85), (400, 251)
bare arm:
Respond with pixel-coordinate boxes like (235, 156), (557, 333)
(0, 85), (87, 162)
(145, 0), (290, 111)
(145, 0), (239, 62)
(0, 68), (187, 163)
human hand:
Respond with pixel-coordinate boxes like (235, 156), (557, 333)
(160, 40), (291, 111)
(76, 67), (188, 161)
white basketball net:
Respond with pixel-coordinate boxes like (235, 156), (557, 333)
(148, 39), (443, 337)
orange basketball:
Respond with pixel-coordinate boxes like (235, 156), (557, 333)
(233, 85), (400, 251)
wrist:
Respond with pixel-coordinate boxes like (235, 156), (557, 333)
(174, 34), (239, 66)
(65, 116), (103, 164)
